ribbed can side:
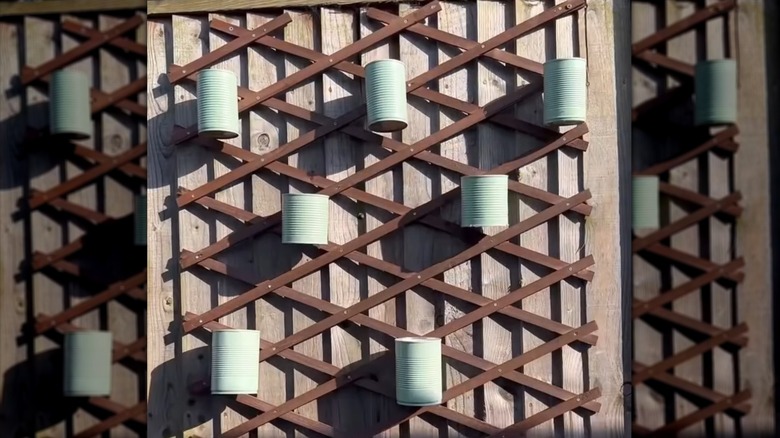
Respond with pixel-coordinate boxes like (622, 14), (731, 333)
(543, 58), (587, 126)
(63, 331), (112, 396)
(197, 69), (239, 139)
(282, 193), (329, 244)
(461, 175), (509, 227)
(395, 337), (442, 406)
(695, 59), (737, 126)
(134, 195), (147, 246)
(50, 70), (92, 139)
(365, 59), (408, 133)
(211, 330), (260, 395)
(632, 176), (660, 231)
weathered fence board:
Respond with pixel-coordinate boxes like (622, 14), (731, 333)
(147, 1), (626, 436)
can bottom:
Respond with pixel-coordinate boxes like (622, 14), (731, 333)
(544, 116), (586, 127)
(51, 129), (91, 141)
(199, 128), (239, 139)
(369, 119), (408, 133)
(396, 399), (443, 407)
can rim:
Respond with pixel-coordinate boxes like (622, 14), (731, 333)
(283, 193), (330, 199)
(396, 337), (441, 343)
(364, 58), (405, 68)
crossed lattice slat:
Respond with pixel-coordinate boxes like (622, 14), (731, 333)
(169, 1), (598, 435)
(631, 0), (748, 433)
(18, 12), (148, 436)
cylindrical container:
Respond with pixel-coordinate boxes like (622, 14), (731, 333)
(632, 175), (660, 231)
(63, 331), (112, 397)
(395, 337), (442, 406)
(695, 59), (737, 126)
(543, 57), (587, 126)
(282, 193), (329, 245)
(49, 69), (92, 139)
(197, 69), (239, 139)
(211, 329), (260, 395)
(461, 175), (509, 227)
(365, 59), (408, 132)
(134, 194), (146, 246)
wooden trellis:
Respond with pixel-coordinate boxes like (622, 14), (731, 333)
(2, 10), (148, 437)
(631, 0), (751, 436)
(154, 0), (601, 437)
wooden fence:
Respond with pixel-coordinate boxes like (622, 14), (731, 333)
(147, 0), (627, 436)
(631, 0), (774, 436)
(0, 5), (147, 437)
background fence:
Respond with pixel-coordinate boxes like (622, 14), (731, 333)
(0, 2), (147, 436)
(146, 0), (627, 436)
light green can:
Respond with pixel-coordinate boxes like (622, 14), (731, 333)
(211, 329), (260, 395)
(461, 175), (509, 227)
(63, 331), (112, 397)
(197, 69), (239, 139)
(543, 57), (587, 126)
(50, 69), (92, 140)
(365, 59), (408, 133)
(134, 194), (146, 246)
(695, 59), (737, 126)
(282, 193), (329, 245)
(395, 337), (442, 406)
(632, 175), (660, 231)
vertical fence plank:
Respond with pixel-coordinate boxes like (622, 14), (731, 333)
(0, 17), (30, 438)
(147, 15), (181, 438)
(24, 15), (66, 436)
(476, 0), (518, 432)
(283, 11), (327, 435)
(246, 10), (292, 438)
(172, 13), (215, 438)
(398, 3), (442, 435)
(436, 2), (475, 437)
(360, 8), (401, 437)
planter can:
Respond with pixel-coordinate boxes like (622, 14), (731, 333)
(64, 331), (112, 397)
(50, 69), (92, 140)
(211, 329), (260, 395)
(197, 69), (239, 139)
(543, 57), (587, 126)
(395, 337), (442, 406)
(282, 193), (329, 245)
(461, 175), (509, 227)
(134, 194), (146, 246)
(632, 175), (660, 231)
(695, 59), (737, 126)
(365, 59), (408, 132)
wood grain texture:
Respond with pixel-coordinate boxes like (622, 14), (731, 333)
(436, 3), (474, 437)
(148, 0), (405, 16)
(146, 15), (181, 438)
(0, 0), (145, 17)
(359, 8), (402, 437)
(735, 0), (774, 434)
(583, 0), (626, 436)
(0, 18), (31, 438)
(172, 13), (215, 438)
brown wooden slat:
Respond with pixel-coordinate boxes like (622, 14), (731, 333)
(30, 189), (111, 224)
(660, 182), (742, 217)
(635, 126), (739, 176)
(634, 51), (695, 76)
(645, 390), (751, 438)
(87, 397), (147, 424)
(72, 401), (147, 438)
(635, 302), (748, 347)
(204, 23), (589, 150)
(632, 85), (691, 122)
(642, 243), (744, 282)
(61, 19), (146, 57)
(72, 144), (146, 180)
(20, 15), (144, 84)
(631, 0), (736, 54)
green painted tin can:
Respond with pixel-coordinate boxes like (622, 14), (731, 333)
(63, 331), (112, 397)
(50, 69), (92, 140)
(461, 175), (509, 227)
(543, 57), (587, 126)
(365, 59), (408, 133)
(211, 329), (260, 395)
(695, 59), (737, 126)
(395, 337), (442, 406)
(632, 176), (660, 231)
(197, 69), (239, 139)
(134, 194), (146, 246)
(282, 193), (329, 245)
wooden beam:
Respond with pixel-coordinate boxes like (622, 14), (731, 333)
(147, 0), (406, 15)
(0, 0), (146, 17)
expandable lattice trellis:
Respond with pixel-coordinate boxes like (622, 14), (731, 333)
(631, 1), (750, 436)
(18, 13), (148, 436)
(169, 1), (601, 436)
